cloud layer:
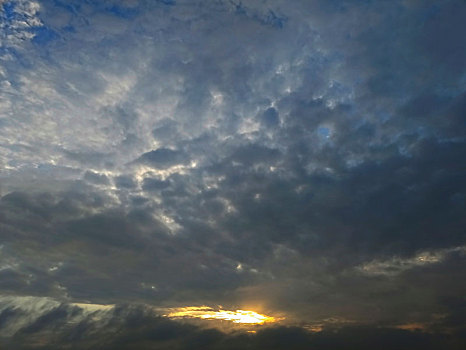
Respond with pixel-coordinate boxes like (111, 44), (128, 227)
(1, 295), (465, 350)
(1, 0), (465, 348)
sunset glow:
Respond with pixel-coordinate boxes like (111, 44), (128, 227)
(164, 306), (279, 324)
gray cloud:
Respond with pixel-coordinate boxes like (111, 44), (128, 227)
(0, 0), (465, 347)
(137, 148), (189, 169)
(0, 296), (465, 350)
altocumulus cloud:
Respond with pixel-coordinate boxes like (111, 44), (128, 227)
(0, 0), (465, 348)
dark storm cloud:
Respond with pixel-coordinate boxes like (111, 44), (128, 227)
(0, 187), (253, 303)
(0, 0), (465, 347)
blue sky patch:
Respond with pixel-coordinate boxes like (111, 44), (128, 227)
(2, 1), (17, 21)
(32, 26), (58, 45)
(318, 126), (331, 138)
(106, 5), (139, 19)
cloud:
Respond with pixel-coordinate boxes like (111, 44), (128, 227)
(83, 170), (110, 186)
(0, 0), (465, 346)
(0, 295), (464, 350)
(137, 148), (189, 169)
(113, 175), (137, 189)
(357, 246), (466, 276)
(0, 0), (43, 49)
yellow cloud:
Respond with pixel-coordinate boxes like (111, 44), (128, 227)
(164, 306), (279, 325)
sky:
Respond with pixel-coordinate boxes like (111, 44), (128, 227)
(0, 0), (465, 349)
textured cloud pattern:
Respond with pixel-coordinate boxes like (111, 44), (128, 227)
(0, 0), (465, 348)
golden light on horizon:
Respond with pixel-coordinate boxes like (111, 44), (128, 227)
(395, 323), (427, 331)
(163, 306), (279, 325)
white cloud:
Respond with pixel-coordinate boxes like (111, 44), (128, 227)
(0, 0), (42, 49)
(357, 246), (466, 276)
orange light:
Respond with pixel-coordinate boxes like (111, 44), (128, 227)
(164, 306), (279, 324)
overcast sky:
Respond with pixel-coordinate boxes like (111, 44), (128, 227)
(0, 0), (465, 349)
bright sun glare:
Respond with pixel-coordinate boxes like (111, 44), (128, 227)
(164, 306), (278, 324)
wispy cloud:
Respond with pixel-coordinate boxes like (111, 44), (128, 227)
(357, 246), (466, 276)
